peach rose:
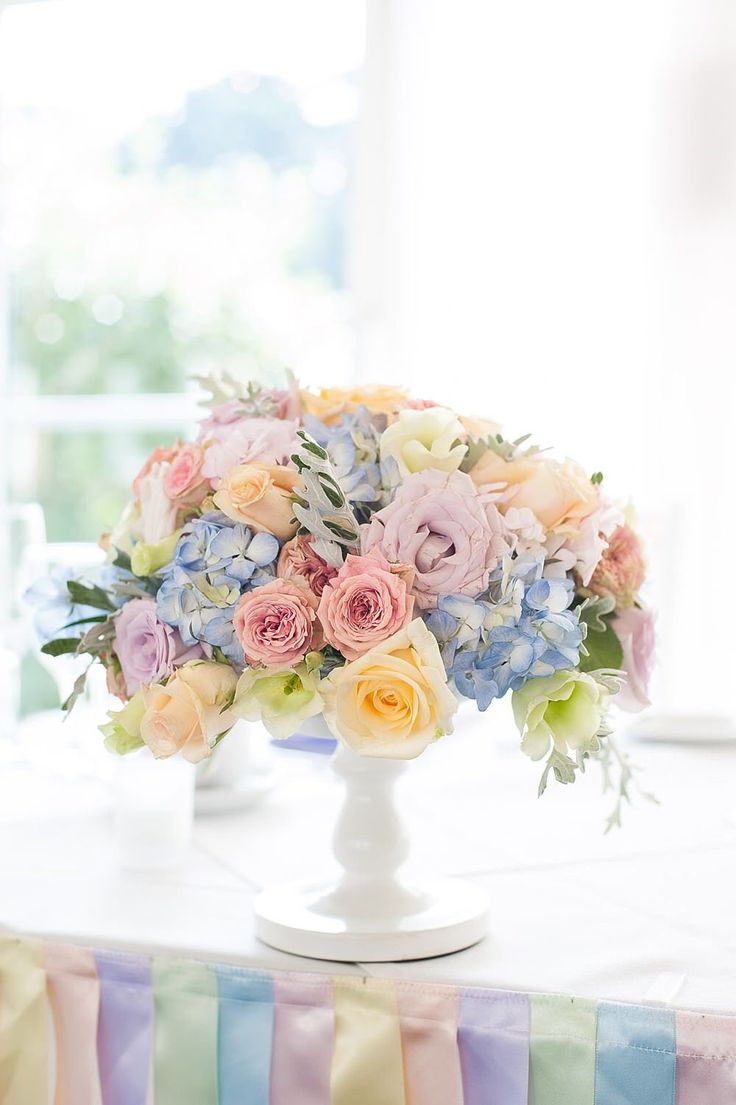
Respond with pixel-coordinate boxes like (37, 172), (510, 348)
(318, 547), (414, 660)
(470, 453), (598, 530)
(164, 443), (209, 505)
(139, 660), (238, 763)
(300, 385), (411, 426)
(589, 524), (646, 608)
(213, 463), (301, 540)
(277, 534), (338, 597)
(233, 578), (321, 667)
(322, 619), (458, 759)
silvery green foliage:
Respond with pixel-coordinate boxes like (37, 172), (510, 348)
(598, 735), (659, 833)
(290, 430), (361, 568)
(459, 430), (537, 473)
(192, 369), (278, 418)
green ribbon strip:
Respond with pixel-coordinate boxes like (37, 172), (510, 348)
(529, 994), (597, 1105)
(153, 957), (219, 1105)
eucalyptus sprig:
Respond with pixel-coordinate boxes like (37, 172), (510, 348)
(290, 430), (361, 567)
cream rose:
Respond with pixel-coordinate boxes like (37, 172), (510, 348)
(139, 660), (238, 763)
(213, 463), (301, 540)
(469, 453), (598, 530)
(322, 619), (458, 759)
(379, 406), (467, 477)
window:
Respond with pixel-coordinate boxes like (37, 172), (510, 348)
(0, 0), (366, 715)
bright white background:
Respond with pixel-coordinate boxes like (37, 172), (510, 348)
(2, 0), (736, 723)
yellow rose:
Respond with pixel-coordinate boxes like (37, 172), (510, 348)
(469, 453), (598, 530)
(300, 385), (410, 426)
(213, 463), (301, 540)
(322, 619), (458, 759)
(139, 661), (238, 763)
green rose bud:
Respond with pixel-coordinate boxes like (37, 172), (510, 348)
(512, 670), (610, 762)
(99, 691), (146, 755)
(130, 530), (181, 577)
(233, 664), (323, 740)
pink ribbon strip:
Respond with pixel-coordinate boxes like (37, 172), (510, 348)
(45, 942), (101, 1105)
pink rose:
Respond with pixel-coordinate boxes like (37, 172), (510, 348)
(277, 534), (338, 598)
(613, 605), (655, 712)
(233, 578), (321, 667)
(114, 598), (202, 696)
(318, 548), (414, 660)
(363, 469), (512, 610)
(201, 417), (300, 484)
(589, 524), (646, 607)
(164, 443), (209, 505)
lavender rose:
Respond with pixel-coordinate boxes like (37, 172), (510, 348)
(362, 469), (512, 610)
(113, 598), (202, 696)
(612, 605), (655, 712)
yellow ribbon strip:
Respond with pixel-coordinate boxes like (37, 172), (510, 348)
(0, 936), (49, 1105)
(331, 977), (405, 1105)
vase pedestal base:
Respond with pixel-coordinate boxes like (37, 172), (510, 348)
(254, 876), (489, 962)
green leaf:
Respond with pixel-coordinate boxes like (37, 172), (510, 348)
(578, 617), (623, 673)
(112, 548), (132, 571)
(41, 637), (82, 657)
(61, 615), (107, 630)
(66, 580), (116, 612)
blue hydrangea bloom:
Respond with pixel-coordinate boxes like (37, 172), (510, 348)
(425, 570), (583, 709)
(155, 514), (280, 665)
(303, 407), (384, 506)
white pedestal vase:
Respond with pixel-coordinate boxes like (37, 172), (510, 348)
(255, 742), (489, 962)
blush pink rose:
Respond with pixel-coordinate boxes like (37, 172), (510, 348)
(277, 534), (338, 598)
(612, 605), (655, 712)
(233, 578), (321, 668)
(318, 548), (415, 660)
(113, 598), (203, 696)
(589, 524), (646, 607)
(164, 443), (209, 505)
(362, 469), (513, 610)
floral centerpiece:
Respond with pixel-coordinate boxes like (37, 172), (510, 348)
(36, 372), (653, 821)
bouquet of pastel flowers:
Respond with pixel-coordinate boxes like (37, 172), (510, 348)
(35, 373), (654, 808)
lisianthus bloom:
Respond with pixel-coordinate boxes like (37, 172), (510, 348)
(379, 406), (468, 477)
(318, 547), (414, 660)
(300, 384), (411, 425)
(589, 524), (646, 608)
(132, 444), (179, 500)
(470, 452), (599, 531)
(113, 598), (203, 696)
(512, 669), (611, 762)
(363, 468), (512, 610)
(139, 660), (238, 763)
(201, 418), (300, 484)
(130, 530), (181, 577)
(99, 691), (146, 755)
(137, 462), (180, 544)
(213, 463), (301, 540)
(233, 577), (321, 667)
(164, 443), (210, 505)
(322, 619), (458, 759)
(233, 661), (324, 739)
(277, 534), (338, 597)
(612, 605), (655, 712)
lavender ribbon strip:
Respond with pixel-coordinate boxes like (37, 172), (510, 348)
(216, 967), (273, 1105)
(95, 951), (153, 1105)
(595, 1001), (675, 1105)
(458, 989), (530, 1105)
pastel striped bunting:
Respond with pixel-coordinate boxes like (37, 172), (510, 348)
(0, 934), (735, 1103)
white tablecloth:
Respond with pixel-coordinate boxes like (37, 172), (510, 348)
(2, 705), (735, 1013)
